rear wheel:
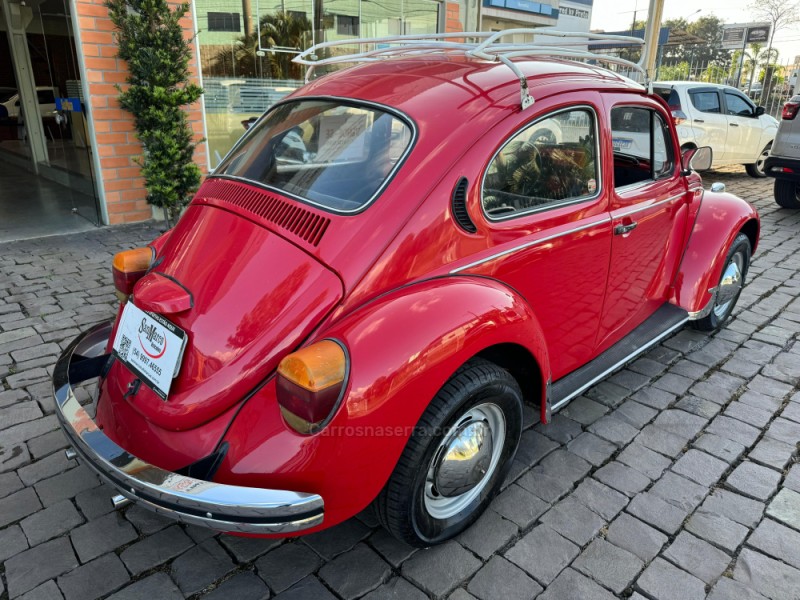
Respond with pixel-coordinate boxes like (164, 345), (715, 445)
(745, 143), (771, 177)
(376, 358), (523, 547)
(691, 233), (751, 332)
(774, 179), (800, 209)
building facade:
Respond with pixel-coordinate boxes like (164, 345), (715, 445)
(0, 0), (591, 229)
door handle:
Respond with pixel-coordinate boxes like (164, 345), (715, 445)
(693, 119), (704, 123)
(614, 221), (638, 235)
(730, 123), (739, 127)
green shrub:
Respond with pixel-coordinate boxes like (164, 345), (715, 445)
(106, 0), (203, 224)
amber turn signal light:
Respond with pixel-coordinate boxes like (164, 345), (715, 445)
(276, 340), (347, 434)
(112, 247), (154, 302)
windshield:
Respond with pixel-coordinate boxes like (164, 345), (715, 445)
(215, 99), (413, 213)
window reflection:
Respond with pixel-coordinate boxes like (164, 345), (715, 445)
(196, 0), (441, 168)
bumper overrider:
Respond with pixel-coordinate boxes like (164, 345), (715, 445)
(52, 322), (324, 534)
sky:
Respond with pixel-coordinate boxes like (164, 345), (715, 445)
(590, 0), (800, 65)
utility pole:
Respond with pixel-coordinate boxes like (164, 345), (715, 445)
(641, 0), (665, 81)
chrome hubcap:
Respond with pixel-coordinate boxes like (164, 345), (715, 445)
(714, 253), (743, 318)
(424, 403), (506, 520)
(433, 420), (493, 497)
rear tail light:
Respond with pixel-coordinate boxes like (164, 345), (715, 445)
(782, 101), (800, 120)
(276, 340), (348, 434)
(671, 109), (689, 126)
(112, 247), (154, 302)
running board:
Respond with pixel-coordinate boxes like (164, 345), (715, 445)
(550, 304), (688, 414)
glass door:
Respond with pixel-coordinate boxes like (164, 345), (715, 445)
(32, 0), (101, 224)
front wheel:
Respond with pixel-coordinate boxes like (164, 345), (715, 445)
(774, 179), (800, 208)
(745, 143), (771, 178)
(375, 358), (523, 547)
(691, 233), (751, 332)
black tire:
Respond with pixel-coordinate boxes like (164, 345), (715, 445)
(691, 233), (751, 332)
(774, 179), (800, 209)
(375, 358), (523, 547)
(745, 143), (771, 178)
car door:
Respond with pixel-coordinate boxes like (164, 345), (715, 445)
(686, 88), (728, 159)
(477, 100), (612, 380)
(724, 90), (762, 161)
(597, 99), (690, 352)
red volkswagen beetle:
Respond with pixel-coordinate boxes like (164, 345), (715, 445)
(54, 32), (759, 547)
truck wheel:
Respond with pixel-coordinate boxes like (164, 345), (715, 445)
(691, 233), (750, 332)
(376, 358), (523, 547)
(775, 179), (800, 208)
(745, 143), (771, 177)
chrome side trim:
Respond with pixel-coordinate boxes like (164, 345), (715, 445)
(53, 323), (324, 534)
(550, 314), (689, 413)
(613, 193), (685, 218)
(450, 218), (610, 274)
(687, 287), (718, 320)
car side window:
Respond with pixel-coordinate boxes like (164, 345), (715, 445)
(482, 108), (599, 219)
(688, 91), (721, 114)
(725, 92), (755, 117)
(611, 107), (674, 189)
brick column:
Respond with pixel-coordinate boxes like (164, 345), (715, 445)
(445, 2), (464, 33)
(73, 0), (207, 224)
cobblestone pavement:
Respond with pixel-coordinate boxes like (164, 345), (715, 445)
(1, 167), (800, 600)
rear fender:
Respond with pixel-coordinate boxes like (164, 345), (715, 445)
(670, 191), (759, 315)
(216, 275), (550, 531)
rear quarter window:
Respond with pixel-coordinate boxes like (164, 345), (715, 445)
(689, 91), (721, 114)
(482, 107), (599, 219)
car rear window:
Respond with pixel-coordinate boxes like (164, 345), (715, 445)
(653, 87), (680, 109)
(215, 100), (413, 213)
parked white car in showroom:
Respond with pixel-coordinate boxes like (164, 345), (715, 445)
(653, 82), (778, 177)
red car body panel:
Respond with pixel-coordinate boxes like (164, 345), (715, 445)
(670, 191), (760, 315)
(95, 360), (241, 470)
(81, 56), (760, 536)
(99, 204), (344, 432)
(215, 276), (549, 530)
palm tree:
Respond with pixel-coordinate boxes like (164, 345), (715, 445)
(210, 11), (311, 80)
(742, 43), (779, 92)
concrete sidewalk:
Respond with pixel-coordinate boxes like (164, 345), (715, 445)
(1, 168), (799, 600)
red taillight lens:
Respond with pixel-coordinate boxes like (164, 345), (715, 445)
(276, 340), (347, 434)
(112, 247), (154, 301)
(782, 101), (800, 120)
(671, 109), (688, 126)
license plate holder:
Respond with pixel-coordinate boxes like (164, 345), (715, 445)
(112, 303), (187, 400)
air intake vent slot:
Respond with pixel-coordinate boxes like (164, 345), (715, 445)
(451, 177), (476, 233)
(197, 179), (330, 247)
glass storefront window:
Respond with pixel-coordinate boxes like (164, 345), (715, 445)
(196, 0), (441, 168)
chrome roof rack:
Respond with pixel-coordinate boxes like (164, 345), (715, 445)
(293, 28), (647, 110)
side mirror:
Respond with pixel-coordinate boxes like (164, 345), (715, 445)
(755, 106), (766, 116)
(681, 146), (713, 173)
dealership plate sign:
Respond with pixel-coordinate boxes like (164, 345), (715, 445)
(112, 302), (187, 400)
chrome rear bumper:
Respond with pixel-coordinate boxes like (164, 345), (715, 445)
(53, 322), (324, 534)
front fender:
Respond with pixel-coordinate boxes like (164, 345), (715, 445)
(216, 276), (550, 532)
(671, 191), (759, 315)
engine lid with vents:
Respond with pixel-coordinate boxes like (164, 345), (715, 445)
(123, 202), (344, 431)
(194, 178), (331, 248)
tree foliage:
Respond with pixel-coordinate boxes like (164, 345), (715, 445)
(661, 15), (730, 69)
(750, 0), (800, 45)
(209, 12), (311, 80)
(106, 0), (204, 223)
